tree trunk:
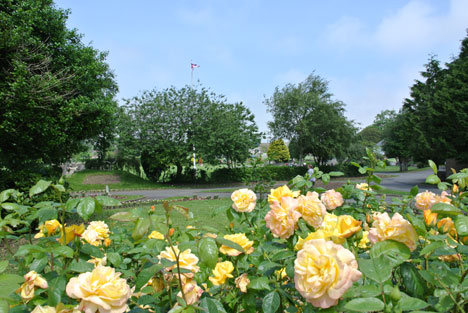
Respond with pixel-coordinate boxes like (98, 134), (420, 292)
(399, 157), (408, 172)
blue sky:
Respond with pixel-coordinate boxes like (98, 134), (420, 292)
(55, 0), (468, 135)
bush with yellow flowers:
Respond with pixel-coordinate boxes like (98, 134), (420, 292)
(1, 149), (468, 312)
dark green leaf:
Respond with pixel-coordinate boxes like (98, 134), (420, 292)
(431, 202), (462, 216)
(48, 275), (66, 306)
(262, 291), (280, 313)
(215, 237), (244, 253)
(369, 240), (410, 267)
(249, 277), (271, 290)
(0, 189), (15, 203)
(107, 252), (122, 267)
(410, 185), (419, 197)
(406, 213), (427, 236)
(428, 160), (438, 174)
(110, 211), (138, 222)
(0, 262), (7, 274)
(95, 195), (121, 206)
(425, 174), (440, 185)
(76, 197), (95, 221)
(400, 263), (426, 299)
(0, 274), (23, 300)
(198, 237), (218, 268)
(358, 255), (392, 283)
(329, 171), (344, 177)
(455, 215), (468, 236)
(0, 300), (8, 313)
(53, 245), (74, 258)
(69, 260), (94, 273)
(398, 294), (429, 311)
(136, 264), (163, 290)
(132, 217), (150, 241)
(343, 285), (380, 298)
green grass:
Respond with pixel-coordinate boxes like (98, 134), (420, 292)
(200, 187), (238, 193)
(96, 198), (232, 231)
(66, 170), (169, 191)
(374, 166), (428, 172)
(378, 188), (410, 196)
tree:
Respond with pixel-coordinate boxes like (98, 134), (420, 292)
(117, 86), (261, 181)
(267, 139), (290, 162)
(381, 110), (412, 171)
(373, 109), (397, 131)
(265, 73), (356, 165)
(0, 0), (118, 187)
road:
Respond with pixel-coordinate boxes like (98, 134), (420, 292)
(104, 168), (440, 200)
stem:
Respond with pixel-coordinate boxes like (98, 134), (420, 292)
(50, 252), (54, 271)
(436, 277), (465, 313)
(55, 189), (67, 246)
(380, 283), (387, 308)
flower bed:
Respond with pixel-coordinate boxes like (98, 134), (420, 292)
(1, 154), (468, 312)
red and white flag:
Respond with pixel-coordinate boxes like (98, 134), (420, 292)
(191, 63), (200, 69)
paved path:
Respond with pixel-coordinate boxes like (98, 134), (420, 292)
(377, 168), (439, 193)
(103, 168), (439, 200)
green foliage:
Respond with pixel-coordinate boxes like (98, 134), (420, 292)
(266, 139), (290, 162)
(265, 73), (356, 165)
(0, 0), (118, 188)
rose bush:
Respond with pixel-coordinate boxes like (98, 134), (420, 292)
(1, 150), (468, 312)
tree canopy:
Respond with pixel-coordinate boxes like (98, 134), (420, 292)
(265, 73), (356, 166)
(0, 0), (118, 187)
(267, 139), (290, 162)
(117, 86), (261, 181)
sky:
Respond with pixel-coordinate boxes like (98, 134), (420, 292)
(55, 0), (468, 136)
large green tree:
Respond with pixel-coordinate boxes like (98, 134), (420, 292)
(0, 0), (118, 186)
(265, 73), (356, 165)
(267, 139), (290, 162)
(117, 86), (261, 181)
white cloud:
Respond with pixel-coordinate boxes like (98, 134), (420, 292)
(325, 16), (368, 47)
(275, 69), (307, 86)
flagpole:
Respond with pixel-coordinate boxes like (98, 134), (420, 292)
(191, 61), (197, 171)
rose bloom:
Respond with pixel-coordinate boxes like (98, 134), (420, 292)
(87, 256), (107, 267)
(31, 305), (80, 313)
(294, 239), (361, 309)
(436, 191), (452, 204)
(34, 219), (62, 238)
(58, 224), (85, 245)
(148, 231), (165, 240)
(209, 261), (234, 286)
(17, 271), (48, 302)
(66, 266), (132, 313)
(368, 212), (418, 251)
(296, 191), (327, 228)
(177, 279), (203, 305)
(235, 273), (250, 293)
(358, 231), (370, 249)
(265, 197), (301, 239)
(82, 221), (110, 246)
(231, 188), (257, 213)
(424, 210), (438, 227)
(320, 190), (344, 211)
(437, 217), (457, 238)
(219, 233), (254, 256)
(268, 185), (300, 204)
(415, 191), (437, 210)
(158, 246), (200, 274)
(439, 253), (462, 262)
(355, 183), (370, 191)
(320, 213), (362, 244)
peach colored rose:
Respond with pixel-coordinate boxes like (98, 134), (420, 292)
(231, 188), (257, 213)
(158, 246), (200, 274)
(265, 197), (301, 239)
(368, 212), (418, 251)
(148, 231), (165, 240)
(219, 233), (254, 256)
(320, 190), (344, 211)
(294, 239), (361, 308)
(87, 256), (107, 267)
(209, 261), (234, 286)
(415, 191), (437, 210)
(31, 305), (81, 313)
(177, 279), (203, 305)
(268, 185), (300, 204)
(66, 266), (132, 313)
(436, 191), (452, 204)
(437, 217), (457, 238)
(296, 191), (327, 228)
(235, 273), (250, 293)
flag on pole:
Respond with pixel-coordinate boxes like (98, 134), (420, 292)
(191, 63), (200, 69)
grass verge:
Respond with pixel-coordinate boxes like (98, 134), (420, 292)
(375, 166), (428, 173)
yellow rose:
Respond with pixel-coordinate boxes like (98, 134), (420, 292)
(275, 268), (287, 281)
(358, 231), (370, 249)
(58, 224), (85, 245)
(294, 239), (361, 309)
(423, 209), (438, 227)
(150, 277), (165, 293)
(439, 254), (462, 262)
(265, 197), (301, 239)
(148, 231), (165, 240)
(158, 246), (200, 274)
(177, 279), (203, 305)
(268, 185), (300, 204)
(231, 188), (257, 213)
(296, 192), (327, 228)
(219, 233), (254, 256)
(368, 212), (418, 251)
(235, 273), (250, 293)
(87, 256), (107, 267)
(320, 190), (344, 211)
(82, 221), (110, 246)
(35, 219), (62, 238)
(66, 266), (132, 313)
(437, 217), (457, 238)
(355, 183), (370, 191)
(209, 261), (234, 286)
(295, 231), (328, 250)
(415, 191), (437, 210)
(17, 271), (48, 302)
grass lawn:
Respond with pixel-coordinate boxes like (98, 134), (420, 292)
(95, 198), (232, 232)
(374, 166), (428, 173)
(378, 188), (410, 196)
(66, 170), (169, 191)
